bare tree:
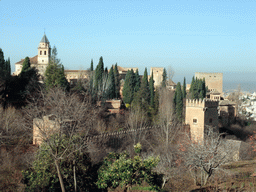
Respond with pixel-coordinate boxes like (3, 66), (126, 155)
(167, 65), (175, 85)
(181, 127), (233, 186)
(152, 87), (181, 188)
(0, 107), (29, 145)
(24, 88), (97, 192)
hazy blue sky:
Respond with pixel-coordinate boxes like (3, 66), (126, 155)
(0, 0), (255, 88)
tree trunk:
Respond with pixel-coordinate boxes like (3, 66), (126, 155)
(73, 160), (77, 192)
(55, 159), (66, 192)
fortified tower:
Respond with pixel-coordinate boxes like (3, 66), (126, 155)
(150, 67), (164, 86)
(185, 99), (219, 142)
(195, 72), (223, 94)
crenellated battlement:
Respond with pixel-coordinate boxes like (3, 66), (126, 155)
(186, 99), (219, 108)
(204, 99), (219, 108)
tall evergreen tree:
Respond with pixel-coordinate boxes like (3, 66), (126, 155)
(175, 82), (183, 122)
(95, 56), (104, 91)
(106, 66), (116, 99)
(114, 63), (120, 98)
(90, 59), (94, 71)
(133, 68), (150, 110)
(141, 68), (150, 104)
(189, 76), (207, 100)
(122, 70), (134, 105)
(0, 50), (11, 78)
(202, 78), (206, 98)
(104, 67), (108, 75)
(189, 76), (196, 99)
(149, 71), (155, 108)
(134, 69), (141, 93)
(0, 48), (5, 74)
(44, 46), (69, 91)
(183, 77), (186, 99)
(21, 57), (31, 73)
(161, 68), (167, 87)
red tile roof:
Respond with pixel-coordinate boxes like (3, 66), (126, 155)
(15, 55), (38, 65)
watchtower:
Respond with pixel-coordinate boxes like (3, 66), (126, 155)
(195, 72), (223, 95)
(185, 99), (219, 142)
(150, 67), (164, 86)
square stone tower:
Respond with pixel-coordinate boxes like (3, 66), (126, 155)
(195, 72), (223, 94)
(150, 67), (164, 86)
(185, 99), (219, 142)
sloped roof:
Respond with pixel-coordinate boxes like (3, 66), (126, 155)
(219, 100), (236, 106)
(40, 34), (49, 44)
(168, 79), (176, 86)
(15, 55), (38, 65)
(207, 89), (221, 95)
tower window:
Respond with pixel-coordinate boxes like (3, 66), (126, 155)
(40, 51), (42, 55)
(42, 60), (44, 62)
(44, 51), (46, 55)
(193, 119), (197, 124)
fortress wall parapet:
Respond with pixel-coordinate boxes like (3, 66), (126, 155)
(186, 99), (219, 108)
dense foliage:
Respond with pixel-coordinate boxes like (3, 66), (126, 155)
(21, 57), (31, 73)
(97, 143), (160, 191)
(44, 46), (69, 91)
(173, 82), (183, 122)
(189, 76), (207, 100)
(23, 134), (94, 191)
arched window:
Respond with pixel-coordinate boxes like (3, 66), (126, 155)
(40, 51), (42, 55)
(44, 51), (46, 55)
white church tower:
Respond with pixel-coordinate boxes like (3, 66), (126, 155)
(37, 33), (51, 73)
(14, 33), (51, 76)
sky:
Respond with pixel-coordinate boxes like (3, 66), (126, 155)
(0, 0), (256, 91)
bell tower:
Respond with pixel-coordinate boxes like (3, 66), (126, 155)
(38, 33), (51, 66)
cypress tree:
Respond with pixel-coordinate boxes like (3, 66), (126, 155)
(133, 68), (150, 110)
(106, 66), (115, 99)
(21, 57), (31, 73)
(114, 63), (120, 98)
(175, 82), (183, 122)
(104, 67), (108, 75)
(182, 77), (186, 99)
(6, 57), (11, 76)
(95, 56), (104, 92)
(141, 68), (150, 104)
(122, 70), (134, 104)
(189, 76), (207, 100)
(154, 87), (159, 114)
(202, 78), (206, 98)
(0, 48), (5, 73)
(0, 50), (11, 78)
(90, 59), (93, 71)
(149, 71), (154, 108)
(134, 69), (141, 93)
(44, 46), (69, 91)
(189, 76), (196, 99)
(161, 68), (167, 87)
